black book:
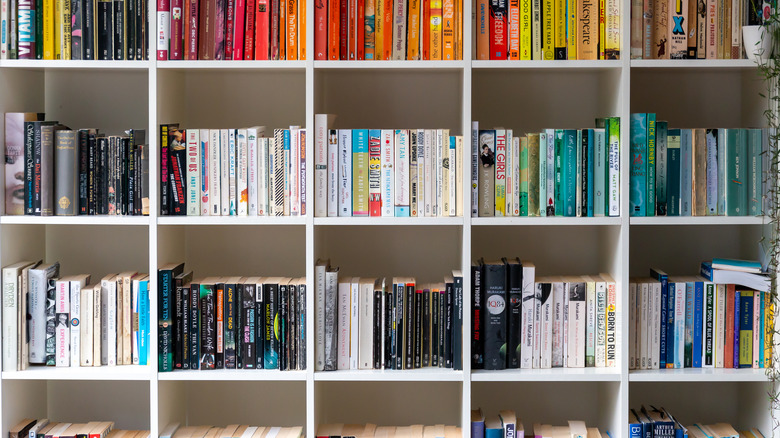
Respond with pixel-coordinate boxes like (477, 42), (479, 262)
(26, 121), (57, 215)
(431, 288), (439, 367)
(264, 281), (279, 369)
(168, 126), (186, 215)
(136, 0), (144, 59)
(438, 286), (445, 367)
(158, 262), (185, 372)
(159, 124), (175, 215)
(444, 279), (454, 368)
(581, 130), (589, 216)
(107, 136), (116, 214)
(255, 280), (265, 369)
(99, 135), (109, 214)
(242, 281), (256, 368)
(215, 281), (226, 369)
(384, 284), (394, 369)
(87, 132), (97, 215)
(404, 280), (415, 369)
(471, 263), (484, 369)
(189, 279), (200, 369)
(77, 129), (93, 214)
(422, 285), (430, 367)
(200, 281), (216, 369)
(298, 280), (306, 370)
(482, 259), (507, 370)
(224, 278), (238, 369)
(236, 282), (244, 369)
(414, 286), (422, 368)
(120, 136), (129, 215)
(181, 281), (190, 369)
(126, 139), (135, 215)
(97, 0), (113, 59)
(126, 0), (135, 59)
(373, 279), (382, 369)
(288, 281), (297, 370)
(279, 281), (288, 371)
(504, 258), (522, 369)
(84, 0), (96, 59)
(173, 270), (193, 369)
(452, 271), (463, 371)
(114, 0), (125, 59)
(394, 279), (404, 370)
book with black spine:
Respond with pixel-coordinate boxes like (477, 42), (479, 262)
(324, 269), (338, 370)
(431, 286), (439, 367)
(414, 285), (422, 368)
(126, 137), (135, 215)
(298, 278), (307, 370)
(84, 0), (96, 58)
(452, 270), (463, 370)
(173, 270), (193, 369)
(264, 279), (279, 369)
(404, 279), (414, 369)
(279, 280), (288, 370)
(87, 132), (98, 215)
(373, 279), (383, 369)
(444, 278), (454, 368)
(77, 129), (95, 214)
(168, 126), (186, 215)
(181, 281), (191, 368)
(98, 135), (109, 214)
(158, 262), (184, 372)
(395, 279), (405, 370)
(224, 278), (239, 369)
(236, 282), (244, 368)
(385, 282), (394, 369)
(482, 259), (507, 370)
(242, 280), (257, 368)
(422, 284), (430, 367)
(504, 258), (521, 369)
(199, 279), (216, 369)
(214, 280), (225, 369)
(113, 0), (125, 59)
(126, 0), (135, 59)
(288, 280), (297, 370)
(97, 0), (113, 59)
(255, 278), (265, 369)
(40, 124), (68, 216)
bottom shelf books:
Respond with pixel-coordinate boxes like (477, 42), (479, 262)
(161, 424), (303, 438)
(628, 406), (765, 438)
(316, 424), (462, 438)
(471, 410), (603, 438)
(10, 419), (148, 438)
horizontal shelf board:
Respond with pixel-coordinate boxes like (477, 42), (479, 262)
(472, 60), (623, 70)
(630, 59), (758, 69)
(630, 216), (767, 225)
(156, 60), (307, 70)
(629, 368), (770, 382)
(158, 216), (307, 225)
(471, 217), (622, 226)
(2, 365), (152, 380)
(314, 369), (464, 381)
(0, 60), (152, 70)
(313, 217), (464, 226)
(314, 60), (467, 70)
(0, 215), (150, 225)
(471, 368), (621, 381)
(158, 369), (307, 381)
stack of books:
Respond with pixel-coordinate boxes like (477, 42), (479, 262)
(629, 113), (767, 217)
(471, 410), (604, 438)
(161, 423), (303, 438)
(2, 261), (150, 371)
(628, 406), (765, 438)
(9, 420), (145, 438)
(317, 424), (461, 438)
(472, 259), (618, 370)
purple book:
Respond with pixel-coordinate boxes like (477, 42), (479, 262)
(214, 0), (226, 59)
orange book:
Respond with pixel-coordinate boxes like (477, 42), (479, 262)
(348, 0), (357, 59)
(408, 0), (422, 59)
(329, 0), (340, 58)
(280, 0), (287, 59)
(383, 0), (393, 59)
(287, 0), (298, 59)
(442, 0), (454, 59)
(300, 0), (306, 58)
(476, 0), (489, 59)
(455, 0), (462, 58)
(376, 0), (386, 58)
(508, 0), (520, 58)
(422, 0), (430, 58)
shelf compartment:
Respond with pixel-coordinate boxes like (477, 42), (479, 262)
(471, 368), (621, 382)
(314, 217), (464, 226)
(471, 217), (622, 226)
(629, 368), (770, 382)
(471, 381), (620, 435)
(157, 60), (307, 71)
(158, 381), (306, 432)
(1, 380), (150, 437)
(314, 60), (467, 70)
(0, 216), (150, 225)
(158, 216), (307, 226)
(629, 216), (768, 226)
(472, 60), (624, 70)
(157, 369), (307, 381)
(314, 369), (464, 381)
(629, 381), (770, 433)
(2, 365), (151, 381)
(315, 381), (462, 427)
(158, 225), (305, 278)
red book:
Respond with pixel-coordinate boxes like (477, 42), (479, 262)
(271, 0), (280, 59)
(348, 0), (357, 59)
(422, 0), (430, 59)
(255, 0), (269, 59)
(244, 0), (256, 58)
(199, 0), (217, 58)
(328, 0), (339, 59)
(171, 0), (184, 58)
(315, 0), (327, 59)
(157, 0), (170, 59)
(356, 0), (364, 59)
(725, 284), (735, 368)
(339, 0), (348, 59)
(225, 0), (236, 58)
(489, 0), (507, 59)
(186, 0), (199, 58)
(233, 0), (246, 59)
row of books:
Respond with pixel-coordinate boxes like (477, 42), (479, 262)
(472, 119), (621, 217)
(472, 259), (618, 370)
(628, 406), (764, 438)
(314, 115), (464, 217)
(316, 424), (462, 438)
(314, 260), (464, 371)
(4, 113), (149, 216)
(629, 267), (772, 370)
(472, 410), (604, 438)
(2, 261), (151, 371)
(157, 0), (305, 60)
(158, 263), (307, 371)
(474, 0), (621, 60)
(629, 0), (767, 59)
(160, 125), (306, 216)
(313, 0), (464, 60)
(0, 0), (149, 59)
(629, 114), (766, 217)
(162, 424), (303, 438)
(9, 420), (146, 438)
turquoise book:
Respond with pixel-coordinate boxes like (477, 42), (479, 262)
(586, 128), (594, 217)
(667, 129), (681, 216)
(748, 128), (763, 215)
(564, 129), (577, 216)
(655, 121), (667, 216)
(630, 113), (647, 216)
(646, 113), (656, 217)
(594, 128), (606, 217)
(725, 129), (747, 216)
(717, 129), (726, 215)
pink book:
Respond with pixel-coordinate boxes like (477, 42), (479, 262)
(233, 0), (246, 59)
(255, 0), (269, 59)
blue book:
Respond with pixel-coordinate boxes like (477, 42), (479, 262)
(684, 280), (694, 367)
(667, 129), (681, 216)
(692, 279), (704, 367)
(680, 129), (693, 216)
(646, 113), (656, 217)
(586, 128), (595, 217)
(748, 129), (763, 215)
(564, 129), (577, 216)
(630, 113), (648, 216)
(472, 409), (485, 438)
(485, 416), (503, 438)
(739, 290), (754, 368)
(706, 129), (719, 216)
(139, 278), (149, 366)
(703, 282), (715, 367)
(733, 288), (741, 368)
(629, 410), (643, 438)
(650, 268), (668, 368)
(759, 291), (766, 366)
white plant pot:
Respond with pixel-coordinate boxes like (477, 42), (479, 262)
(743, 25), (773, 62)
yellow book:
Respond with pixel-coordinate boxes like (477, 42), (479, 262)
(532, 0), (541, 58)
(54, 0), (62, 58)
(442, 0), (454, 59)
(430, 0), (442, 59)
(542, 0), (554, 58)
(520, 0), (531, 59)
(456, 0), (463, 58)
(62, 0), (71, 59)
(765, 292), (773, 368)
(567, 0), (577, 58)
(605, 0), (619, 58)
(599, 0), (606, 58)
(287, 0), (298, 59)
(299, 0), (306, 59)
(554, 0), (566, 58)
(43, 0), (54, 58)
(407, 0), (421, 59)
(376, 0), (385, 59)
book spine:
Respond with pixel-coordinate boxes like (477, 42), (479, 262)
(186, 130), (200, 216)
(630, 114), (647, 216)
(157, 0), (170, 58)
(369, 130), (382, 216)
(54, 130), (78, 215)
(55, 280), (70, 366)
(338, 130), (352, 216)
(489, 0), (507, 58)
(352, 129), (369, 216)
(395, 130), (410, 216)
(158, 270), (173, 371)
(605, 280), (617, 367)
(381, 129), (395, 216)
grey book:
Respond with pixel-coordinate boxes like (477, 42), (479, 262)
(55, 130), (78, 215)
(478, 131), (496, 217)
(323, 267), (339, 371)
(40, 124), (68, 216)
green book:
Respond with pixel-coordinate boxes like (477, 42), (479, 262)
(539, 132), (547, 217)
(667, 129), (681, 216)
(520, 136), (529, 216)
(563, 129), (577, 217)
(655, 121), (668, 216)
(594, 128), (606, 217)
(747, 129), (763, 216)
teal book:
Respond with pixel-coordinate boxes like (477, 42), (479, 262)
(646, 113), (656, 217)
(594, 128), (606, 217)
(555, 129), (565, 216)
(586, 128), (594, 217)
(725, 129), (747, 216)
(485, 416), (503, 438)
(655, 121), (668, 216)
(667, 129), (681, 216)
(680, 129), (692, 216)
(520, 136), (529, 216)
(630, 113), (647, 216)
(576, 129), (583, 217)
(539, 132), (548, 217)
(564, 129), (577, 216)
(748, 129), (763, 215)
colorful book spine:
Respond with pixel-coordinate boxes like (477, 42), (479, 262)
(353, 129), (369, 217)
(630, 113), (647, 216)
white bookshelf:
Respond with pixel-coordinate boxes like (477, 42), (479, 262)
(0, 0), (774, 434)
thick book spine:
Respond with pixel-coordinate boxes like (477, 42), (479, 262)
(489, 0), (507, 58)
(506, 261), (522, 368)
(483, 262), (506, 370)
(224, 282), (237, 368)
(158, 270), (174, 371)
(368, 130), (382, 216)
(199, 284), (215, 369)
(54, 130), (78, 215)
(55, 279), (70, 366)
(471, 265), (483, 369)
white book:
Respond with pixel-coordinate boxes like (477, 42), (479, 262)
(395, 130), (410, 216)
(585, 277), (596, 367)
(69, 275), (89, 367)
(338, 130), (352, 216)
(512, 135), (520, 217)
(209, 129), (221, 216)
(315, 259), (328, 371)
(237, 129), (248, 216)
(284, 127), (293, 216)
(337, 279), (351, 370)
(299, 129), (307, 216)
(80, 284), (93, 366)
(55, 278), (70, 367)
(424, 129), (433, 217)
(562, 280), (569, 367)
(160, 424), (181, 438)
(504, 130), (512, 217)
(673, 280), (686, 369)
(266, 428), (281, 438)
(651, 280), (661, 369)
(271, 131), (285, 216)
(435, 129), (444, 216)
(28, 262), (58, 364)
(290, 126), (300, 216)
(520, 261), (535, 369)
(247, 128), (259, 216)
(569, 421), (587, 438)
(358, 279), (374, 369)
(416, 129), (426, 218)
(551, 279), (565, 367)
(715, 283), (726, 367)
(241, 427), (258, 438)
(532, 279), (543, 368)
(546, 128), (555, 215)
(494, 129), (506, 217)
(539, 280), (554, 368)
(567, 279), (586, 368)
(327, 130), (339, 217)
(101, 275), (117, 366)
(629, 282), (637, 369)
(93, 285), (101, 366)
(350, 278), (360, 370)
(120, 272), (135, 365)
(221, 129), (230, 215)
(228, 129), (237, 215)
(3, 261), (34, 371)
(471, 121), (479, 217)
(595, 279), (607, 368)
(448, 133), (456, 216)
(456, 135), (463, 217)
(639, 280), (648, 369)
(28, 420), (50, 438)
(186, 129), (200, 216)
(594, 128), (606, 216)
(199, 129), (210, 216)
(441, 133), (450, 217)
(604, 274), (617, 367)
(315, 114), (336, 217)
(258, 137), (270, 216)
(0, 0), (8, 58)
